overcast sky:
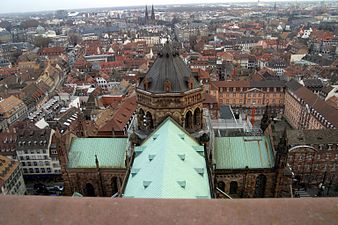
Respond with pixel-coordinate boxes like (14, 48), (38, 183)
(0, 0), (278, 14)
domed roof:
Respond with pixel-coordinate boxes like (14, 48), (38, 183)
(138, 42), (200, 93)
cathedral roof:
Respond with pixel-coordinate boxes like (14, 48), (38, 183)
(67, 138), (128, 169)
(123, 117), (211, 199)
(138, 42), (200, 93)
(214, 136), (275, 170)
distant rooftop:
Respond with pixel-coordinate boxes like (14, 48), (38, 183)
(67, 138), (128, 169)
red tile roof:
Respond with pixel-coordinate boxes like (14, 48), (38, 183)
(99, 96), (123, 108)
(99, 96), (137, 132)
(40, 47), (64, 55)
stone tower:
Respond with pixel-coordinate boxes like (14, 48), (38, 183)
(274, 129), (289, 197)
(136, 42), (204, 133)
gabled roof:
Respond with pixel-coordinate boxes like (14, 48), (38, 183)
(124, 117), (211, 199)
(98, 96), (137, 132)
(0, 95), (25, 114)
(214, 136), (275, 170)
(67, 138), (128, 169)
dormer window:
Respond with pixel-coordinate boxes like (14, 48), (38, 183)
(188, 77), (194, 90)
(164, 80), (172, 92)
(144, 77), (152, 91)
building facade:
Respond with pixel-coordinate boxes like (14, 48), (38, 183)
(210, 80), (285, 117)
(16, 128), (61, 176)
(284, 80), (338, 129)
(0, 155), (26, 195)
(0, 132), (17, 160)
(286, 129), (338, 188)
(0, 95), (28, 126)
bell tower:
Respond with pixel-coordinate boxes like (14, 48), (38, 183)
(136, 42), (204, 133)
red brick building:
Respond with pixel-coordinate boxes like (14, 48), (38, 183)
(286, 129), (338, 188)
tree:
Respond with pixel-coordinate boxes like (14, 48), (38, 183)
(20, 19), (39, 29)
(68, 32), (82, 46)
(34, 36), (51, 48)
(0, 20), (12, 32)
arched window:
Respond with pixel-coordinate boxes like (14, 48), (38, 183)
(145, 112), (154, 129)
(229, 181), (238, 194)
(138, 108), (145, 129)
(188, 77), (194, 90)
(255, 174), (267, 198)
(217, 181), (225, 192)
(112, 176), (119, 195)
(84, 183), (96, 197)
(194, 108), (201, 127)
(144, 77), (151, 90)
(185, 111), (193, 129)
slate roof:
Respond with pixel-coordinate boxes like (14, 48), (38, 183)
(67, 138), (128, 169)
(138, 42), (200, 93)
(124, 117), (211, 199)
(214, 136), (275, 170)
(250, 80), (285, 88)
(220, 105), (234, 120)
(16, 129), (52, 151)
(303, 79), (323, 88)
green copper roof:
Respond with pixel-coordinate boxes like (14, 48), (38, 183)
(67, 138), (128, 169)
(214, 136), (275, 169)
(124, 117), (211, 199)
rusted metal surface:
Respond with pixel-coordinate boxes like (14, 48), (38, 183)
(0, 196), (337, 225)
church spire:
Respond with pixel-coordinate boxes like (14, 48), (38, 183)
(145, 5), (149, 24)
(151, 5), (155, 20)
(260, 104), (270, 132)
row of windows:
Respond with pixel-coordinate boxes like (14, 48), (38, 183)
(21, 161), (50, 167)
(219, 87), (283, 93)
(5, 168), (22, 191)
(23, 167), (52, 174)
(19, 155), (49, 161)
(17, 140), (48, 147)
(292, 163), (336, 172)
(289, 153), (338, 161)
(223, 98), (283, 105)
(221, 93), (282, 98)
(0, 148), (15, 152)
(10, 180), (22, 194)
(18, 149), (47, 155)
